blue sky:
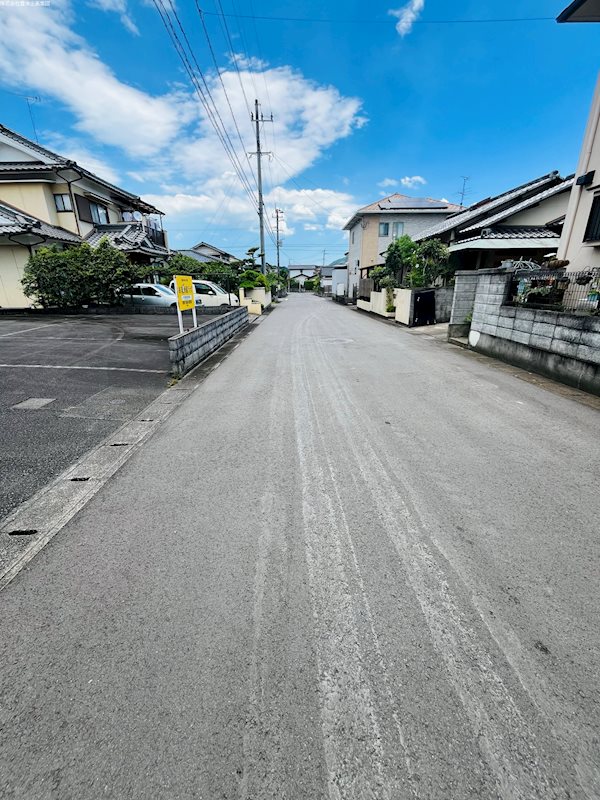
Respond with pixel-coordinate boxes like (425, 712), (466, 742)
(0, 0), (598, 265)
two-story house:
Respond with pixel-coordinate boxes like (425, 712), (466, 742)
(0, 124), (168, 308)
(343, 194), (462, 299)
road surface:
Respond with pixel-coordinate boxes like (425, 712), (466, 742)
(1, 294), (599, 799)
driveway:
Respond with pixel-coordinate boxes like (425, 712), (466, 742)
(0, 313), (203, 518)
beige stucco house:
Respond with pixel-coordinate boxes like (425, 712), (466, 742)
(555, 1), (600, 271)
(343, 194), (461, 298)
(0, 124), (168, 308)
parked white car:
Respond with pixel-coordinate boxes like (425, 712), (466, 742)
(169, 279), (239, 308)
(121, 283), (179, 307)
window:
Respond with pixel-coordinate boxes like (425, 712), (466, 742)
(584, 195), (600, 242)
(142, 286), (160, 296)
(351, 230), (355, 244)
(54, 193), (72, 212)
(194, 283), (214, 295)
(379, 222), (389, 237)
(90, 202), (109, 225)
(392, 221), (404, 238)
(129, 286), (143, 295)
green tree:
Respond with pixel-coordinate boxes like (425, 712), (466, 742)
(412, 238), (451, 287)
(239, 269), (268, 289)
(166, 252), (201, 277)
(88, 239), (143, 305)
(385, 235), (417, 284)
(22, 241), (145, 308)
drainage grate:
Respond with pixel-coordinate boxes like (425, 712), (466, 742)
(110, 442), (129, 447)
(7, 529), (38, 536)
(70, 477), (90, 482)
(139, 419), (154, 422)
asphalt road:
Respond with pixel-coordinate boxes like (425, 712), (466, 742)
(0, 313), (207, 518)
(0, 294), (599, 799)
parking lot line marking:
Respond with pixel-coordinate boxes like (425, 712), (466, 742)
(0, 322), (73, 338)
(11, 397), (55, 410)
(0, 364), (167, 374)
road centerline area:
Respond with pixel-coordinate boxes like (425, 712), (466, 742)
(0, 296), (598, 800)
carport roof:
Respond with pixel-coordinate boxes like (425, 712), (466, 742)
(0, 199), (82, 243)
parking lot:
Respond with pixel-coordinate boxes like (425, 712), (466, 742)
(0, 313), (211, 519)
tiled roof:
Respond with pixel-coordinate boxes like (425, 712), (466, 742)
(414, 172), (564, 242)
(84, 223), (169, 255)
(455, 226), (561, 245)
(328, 256), (348, 267)
(176, 249), (214, 263)
(461, 177), (574, 233)
(0, 200), (81, 243)
(0, 124), (163, 215)
(0, 161), (65, 172)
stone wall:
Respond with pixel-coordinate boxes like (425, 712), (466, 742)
(466, 269), (600, 395)
(168, 307), (248, 378)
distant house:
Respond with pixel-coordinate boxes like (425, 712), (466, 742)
(182, 242), (240, 265)
(288, 264), (318, 287)
(556, 2), (600, 271)
(343, 194), (461, 298)
(0, 123), (167, 308)
(317, 265), (334, 295)
(329, 255), (348, 299)
(414, 172), (573, 270)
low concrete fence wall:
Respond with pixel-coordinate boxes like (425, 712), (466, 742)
(168, 307), (248, 378)
(463, 268), (600, 395)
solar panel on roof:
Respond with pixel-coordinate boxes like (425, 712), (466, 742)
(379, 198), (449, 210)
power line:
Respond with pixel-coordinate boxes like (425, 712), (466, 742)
(195, 1), (259, 196)
(151, 0), (260, 224)
(213, 0), (252, 118)
(202, 11), (554, 25)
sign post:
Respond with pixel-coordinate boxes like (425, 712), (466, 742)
(173, 274), (196, 334)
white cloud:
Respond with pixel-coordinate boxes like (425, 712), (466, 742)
(44, 134), (121, 185)
(88, 0), (139, 34)
(0, 1), (366, 245)
(388, 0), (425, 37)
(378, 178), (399, 188)
(304, 223), (324, 231)
(0, 1), (192, 157)
(229, 53), (268, 71)
(400, 175), (427, 188)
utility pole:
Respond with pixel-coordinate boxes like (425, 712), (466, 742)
(250, 99), (272, 274)
(274, 208), (284, 271)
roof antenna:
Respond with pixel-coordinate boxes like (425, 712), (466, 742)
(8, 92), (41, 143)
(457, 176), (470, 208)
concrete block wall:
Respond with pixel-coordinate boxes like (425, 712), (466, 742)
(449, 271), (480, 337)
(434, 287), (454, 323)
(168, 307), (248, 378)
(468, 270), (600, 395)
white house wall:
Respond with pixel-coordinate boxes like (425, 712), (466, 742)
(557, 71), (600, 272)
(506, 192), (570, 226)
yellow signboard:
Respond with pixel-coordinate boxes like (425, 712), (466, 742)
(174, 274), (195, 311)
